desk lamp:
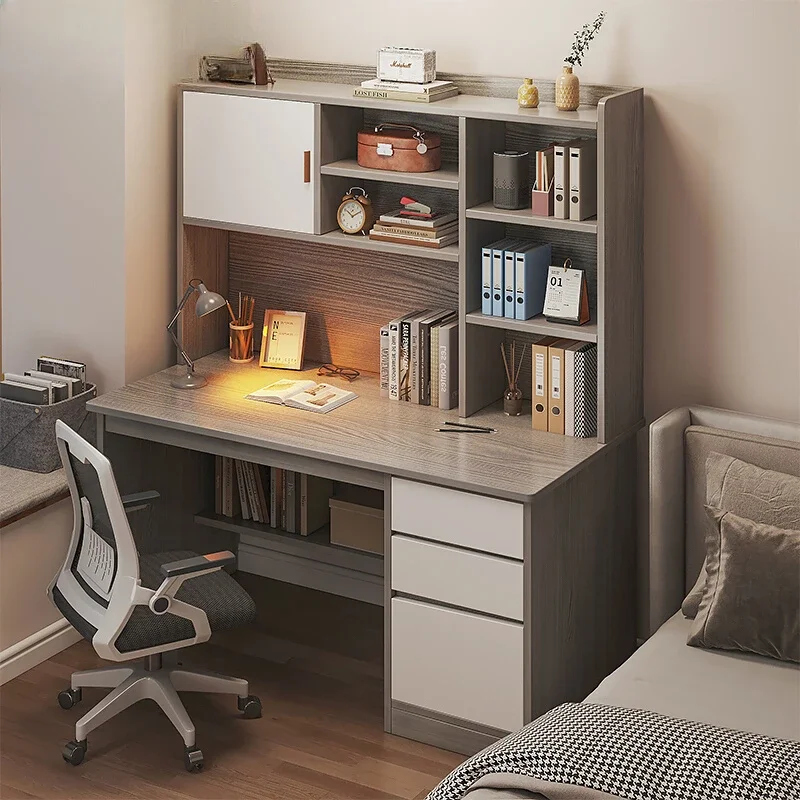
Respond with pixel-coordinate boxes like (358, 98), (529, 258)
(167, 278), (227, 389)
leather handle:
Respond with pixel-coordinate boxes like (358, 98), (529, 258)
(303, 150), (311, 183)
(374, 123), (425, 141)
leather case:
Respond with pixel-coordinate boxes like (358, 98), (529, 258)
(357, 124), (442, 173)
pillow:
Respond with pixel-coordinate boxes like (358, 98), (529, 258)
(687, 506), (800, 663)
(682, 453), (800, 618)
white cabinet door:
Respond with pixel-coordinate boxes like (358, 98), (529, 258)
(182, 92), (315, 233)
(392, 597), (524, 732)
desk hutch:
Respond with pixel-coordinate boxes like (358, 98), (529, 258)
(89, 60), (643, 754)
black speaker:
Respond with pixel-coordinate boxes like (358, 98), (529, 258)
(493, 151), (530, 210)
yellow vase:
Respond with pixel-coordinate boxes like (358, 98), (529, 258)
(517, 78), (539, 108)
(555, 66), (580, 111)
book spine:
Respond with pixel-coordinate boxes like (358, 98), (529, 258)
(281, 470), (289, 531)
(430, 326), (441, 407)
(368, 232), (456, 249)
(235, 460), (251, 520)
(388, 320), (401, 400)
(438, 326), (459, 410)
(371, 224), (451, 239)
(353, 88), (454, 103)
(222, 457), (232, 517)
(399, 319), (412, 401)
(419, 322), (431, 406)
(254, 464), (269, 524)
(300, 473), (308, 535)
(214, 455), (222, 515)
(244, 463), (260, 523)
(379, 326), (390, 398)
(270, 467), (278, 528)
(410, 317), (421, 404)
(378, 215), (447, 229)
(573, 345), (598, 438)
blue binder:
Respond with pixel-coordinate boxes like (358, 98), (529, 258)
(514, 243), (552, 320)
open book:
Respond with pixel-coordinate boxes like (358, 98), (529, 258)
(246, 379), (357, 414)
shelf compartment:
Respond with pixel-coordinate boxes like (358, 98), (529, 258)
(466, 203), (597, 234)
(321, 159), (460, 190)
(465, 311), (598, 343)
(184, 217), (459, 262)
(195, 511), (384, 605)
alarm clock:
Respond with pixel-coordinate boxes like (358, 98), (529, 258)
(336, 187), (374, 235)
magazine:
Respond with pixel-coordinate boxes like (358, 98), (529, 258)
(246, 379), (357, 414)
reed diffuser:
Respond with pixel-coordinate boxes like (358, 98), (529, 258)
(501, 341), (526, 416)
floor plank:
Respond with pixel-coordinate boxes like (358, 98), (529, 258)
(0, 622), (463, 800)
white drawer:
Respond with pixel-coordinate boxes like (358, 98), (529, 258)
(392, 535), (523, 621)
(391, 478), (523, 559)
(391, 597), (524, 732)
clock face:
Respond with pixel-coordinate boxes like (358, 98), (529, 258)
(338, 199), (367, 234)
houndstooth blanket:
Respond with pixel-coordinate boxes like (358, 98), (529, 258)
(427, 703), (800, 800)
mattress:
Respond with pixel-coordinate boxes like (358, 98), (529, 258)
(462, 612), (800, 799)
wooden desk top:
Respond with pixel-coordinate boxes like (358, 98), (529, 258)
(88, 351), (603, 502)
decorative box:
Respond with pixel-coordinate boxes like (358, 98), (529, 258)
(357, 124), (442, 173)
(0, 384), (97, 473)
(377, 47), (436, 85)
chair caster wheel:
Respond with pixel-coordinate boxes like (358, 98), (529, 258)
(62, 739), (87, 766)
(184, 746), (204, 773)
(58, 688), (82, 710)
(238, 694), (262, 719)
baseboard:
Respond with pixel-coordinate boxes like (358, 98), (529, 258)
(0, 619), (81, 686)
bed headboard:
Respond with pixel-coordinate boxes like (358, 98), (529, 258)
(648, 406), (800, 635)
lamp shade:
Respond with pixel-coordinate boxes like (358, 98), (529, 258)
(194, 282), (226, 317)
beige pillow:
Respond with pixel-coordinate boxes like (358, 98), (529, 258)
(687, 507), (800, 663)
(682, 453), (800, 618)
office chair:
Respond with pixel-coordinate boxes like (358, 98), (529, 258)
(48, 420), (261, 773)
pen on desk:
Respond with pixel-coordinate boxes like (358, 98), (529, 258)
(443, 421), (496, 432)
(436, 428), (493, 434)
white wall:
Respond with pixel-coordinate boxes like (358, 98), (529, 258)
(179, 0), (800, 425)
(0, 0), (127, 393)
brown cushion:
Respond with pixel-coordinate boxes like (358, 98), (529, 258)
(687, 507), (800, 663)
(682, 453), (800, 618)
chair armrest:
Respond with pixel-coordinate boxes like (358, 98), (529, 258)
(160, 551), (236, 578)
(121, 490), (160, 512)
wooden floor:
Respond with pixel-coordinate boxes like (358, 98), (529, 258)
(0, 580), (464, 800)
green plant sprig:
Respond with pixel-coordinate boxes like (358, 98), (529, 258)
(565, 11), (606, 67)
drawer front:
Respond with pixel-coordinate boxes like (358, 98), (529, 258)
(392, 535), (523, 621)
(391, 478), (523, 559)
(391, 597), (524, 731)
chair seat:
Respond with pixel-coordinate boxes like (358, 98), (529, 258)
(114, 551), (256, 653)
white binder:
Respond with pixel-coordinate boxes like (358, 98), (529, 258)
(569, 140), (597, 221)
(481, 246), (493, 315)
(554, 139), (581, 219)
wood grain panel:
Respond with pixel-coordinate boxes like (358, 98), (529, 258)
(527, 433), (637, 719)
(180, 225), (229, 360)
(228, 232), (458, 372)
(597, 89), (644, 444)
(267, 57), (624, 106)
(89, 351), (604, 503)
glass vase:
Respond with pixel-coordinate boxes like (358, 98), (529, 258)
(504, 387), (523, 416)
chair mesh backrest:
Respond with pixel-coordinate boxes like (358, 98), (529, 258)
(66, 451), (119, 607)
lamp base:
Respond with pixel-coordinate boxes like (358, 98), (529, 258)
(171, 372), (208, 390)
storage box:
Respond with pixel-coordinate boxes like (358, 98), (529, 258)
(329, 487), (384, 555)
(0, 384), (97, 473)
(377, 47), (436, 84)
(357, 125), (442, 173)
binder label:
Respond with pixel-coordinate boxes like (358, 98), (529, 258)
(535, 353), (546, 397)
(551, 356), (561, 399)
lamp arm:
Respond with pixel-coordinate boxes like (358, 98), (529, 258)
(167, 283), (200, 372)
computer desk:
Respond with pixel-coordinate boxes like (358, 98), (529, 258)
(88, 350), (638, 755)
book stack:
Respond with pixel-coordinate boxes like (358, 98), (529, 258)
(0, 356), (86, 405)
(370, 200), (458, 250)
(354, 78), (458, 104)
(215, 457), (334, 535)
(380, 310), (458, 409)
(531, 339), (597, 438)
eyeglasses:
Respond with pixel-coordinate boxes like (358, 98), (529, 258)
(317, 364), (360, 382)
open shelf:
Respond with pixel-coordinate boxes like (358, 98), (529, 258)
(321, 159), (460, 190)
(465, 311), (598, 343)
(466, 202), (598, 234)
(184, 217), (459, 262)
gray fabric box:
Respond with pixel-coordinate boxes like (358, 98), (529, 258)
(0, 384), (97, 473)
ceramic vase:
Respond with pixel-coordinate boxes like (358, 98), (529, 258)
(517, 78), (539, 108)
(555, 66), (580, 111)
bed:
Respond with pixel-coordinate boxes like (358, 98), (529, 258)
(431, 407), (800, 800)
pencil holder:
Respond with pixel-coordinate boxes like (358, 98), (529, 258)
(531, 186), (554, 216)
(229, 322), (254, 363)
